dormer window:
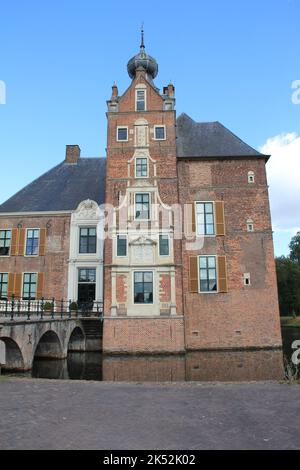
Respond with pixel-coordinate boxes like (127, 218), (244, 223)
(136, 89), (146, 111)
(117, 127), (128, 141)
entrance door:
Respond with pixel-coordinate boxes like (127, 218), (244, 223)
(78, 268), (96, 312)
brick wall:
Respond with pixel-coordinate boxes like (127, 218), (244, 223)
(0, 214), (70, 300)
(178, 157), (282, 350)
(103, 318), (185, 354)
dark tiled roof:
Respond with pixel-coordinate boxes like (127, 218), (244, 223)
(176, 113), (268, 159)
(0, 158), (106, 213)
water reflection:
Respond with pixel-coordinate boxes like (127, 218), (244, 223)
(31, 348), (285, 382)
(32, 353), (102, 381)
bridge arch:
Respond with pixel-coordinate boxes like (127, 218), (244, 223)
(0, 337), (25, 371)
(67, 326), (86, 352)
(34, 330), (63, 360)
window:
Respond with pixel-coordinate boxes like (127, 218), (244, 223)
(134, 272), (153, 304)
(77, 268), (96, 306)
(196, 202), (215, 235)
(244, 273), (251, 286)
(117, 235), (127, 257)
(136, 89), (146, 111)
(0, 273), (8, 299)
(23, 273), (37, 300)
(78, 268), (96, 283)
(135, 193), (150, 219)
(79, 228), (97, 254)
(0, 230), (11, 256)
(159, 235), (169, 256)
(199, 256), (217, 292)
(154, 126), (166, 140)
(26, 229), (40, 256)
(248, 171), (255, 183)
(136, 158), (148, 178)
(247, 219), (254, 232)
(117, 127), (128, 141)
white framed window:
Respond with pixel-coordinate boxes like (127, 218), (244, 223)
(133, 271), (153, 304)
(136, 89), (146, 111)
(25, 229), (40, 256)
(159, 234), (170, 256)
(198, 256), (218, 293)
(196, 202), (215, 236)
(0, 229), (11, 256)
(135, 157), (148, 178)
(154, 125), (166, 140)
(79, 227), (97, 254)
(117, 127), (128, 142)
(243, 273), (251, 286)
(116, 235), (127, 257)
(22, 272), (37, 299)
(0, 273), (8, 299)
(247, 219), (254, 232)
(135, 193), (150, 220)
(248, 171), (255, 183)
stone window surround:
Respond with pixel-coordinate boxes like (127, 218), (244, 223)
(135, 156), (149, 178)
(135, 84), (147, 112)
(116, 126), (129, 142)
(153, 124), (166, 141)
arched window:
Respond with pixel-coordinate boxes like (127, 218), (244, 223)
(247, 218), (254, 232)
(248, 171), (255, 183)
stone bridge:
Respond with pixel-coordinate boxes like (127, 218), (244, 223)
(0, 317), (103, 372)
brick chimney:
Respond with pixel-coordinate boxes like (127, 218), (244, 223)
(111, 83), (118, 99)
(65, 145), (81, 164)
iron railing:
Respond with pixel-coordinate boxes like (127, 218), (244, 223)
(0, 296), (103, 321)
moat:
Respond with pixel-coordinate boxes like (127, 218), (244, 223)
(2, 327), (298, 382)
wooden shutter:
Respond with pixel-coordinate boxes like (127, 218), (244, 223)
(36, 273), (44, 299)
(189, 256), (199, 292)
(217, 256), (228, 293)
(39, 229), (46, 256)
(7, 273), (15, 298)
(215, 201), (225, 236)
(18, 228), (26, 256)
(14, 273), (23, 299)
(186, 202), (196, 237)
(10, 228), (18, 256)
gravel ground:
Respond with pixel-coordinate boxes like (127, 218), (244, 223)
(0, 377), (299, 450)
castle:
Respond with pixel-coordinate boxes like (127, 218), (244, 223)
(0, 33), (282, 354)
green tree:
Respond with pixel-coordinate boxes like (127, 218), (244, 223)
(276, 256), (300, 316)
(289, 231), (300, 264)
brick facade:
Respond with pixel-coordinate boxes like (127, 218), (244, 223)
(0, 214), (71, 300)
(178, 158), (282, 350)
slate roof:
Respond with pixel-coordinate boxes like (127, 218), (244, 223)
(176, 113), (268, 159)
(0, 158), (106, 213)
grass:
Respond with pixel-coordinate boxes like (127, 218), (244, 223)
(280, 316), (300, 328)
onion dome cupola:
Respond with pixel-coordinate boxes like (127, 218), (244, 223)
(127, 27), (158, 81)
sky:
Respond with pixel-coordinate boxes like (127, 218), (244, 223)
(0, 0), (299, 256)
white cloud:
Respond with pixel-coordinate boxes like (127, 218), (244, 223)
(260, 132), (300, 232)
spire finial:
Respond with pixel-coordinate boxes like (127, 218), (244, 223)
(140, 23), (145, 50)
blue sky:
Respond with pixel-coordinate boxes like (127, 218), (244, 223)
(0, 0), (299, 255)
